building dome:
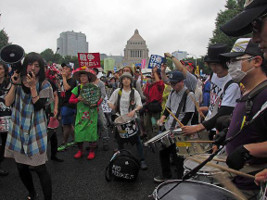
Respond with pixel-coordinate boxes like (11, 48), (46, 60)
(123, 29), (149, 65)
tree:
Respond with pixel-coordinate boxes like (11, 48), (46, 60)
(40, 48), (54, 63)
(0, 29), (9, 50)
(209, 0), (249, 51)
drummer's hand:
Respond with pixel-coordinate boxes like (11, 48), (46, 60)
(157, 116), (165, 126)
(226, 145), (252, 170)
(127, 110), (136, 118)
(255, 169), (267, 186)
(182, 124), (203, 135)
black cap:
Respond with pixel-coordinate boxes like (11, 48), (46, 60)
(221, 0), (267, 37)
(220, 38), (263, 59)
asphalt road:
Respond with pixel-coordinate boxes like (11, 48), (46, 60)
(0, 130), (166, 200)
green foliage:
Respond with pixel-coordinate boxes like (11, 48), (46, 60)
(209, 0), (250, 51)
(40, 48), (79, 68)
(0, 29), (9, 50)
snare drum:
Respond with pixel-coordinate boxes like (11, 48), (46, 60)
(152, 180), (237, 200)
(183, 154), (229, 184)
(173, 129), (211, 157)
(114, 115), (138, 139)
(144, 130), (171, 148)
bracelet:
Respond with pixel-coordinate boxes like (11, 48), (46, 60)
(32, 95), (38, 98)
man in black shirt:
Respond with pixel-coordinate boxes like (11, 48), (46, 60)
(57, 64), (77, 151)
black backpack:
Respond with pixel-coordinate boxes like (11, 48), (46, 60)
(105, 149), (140, 182)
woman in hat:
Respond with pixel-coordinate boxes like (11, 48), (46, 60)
(69, 67), (101, 160)
(4, 52), (54, 200)
(108, 72), (148, 170)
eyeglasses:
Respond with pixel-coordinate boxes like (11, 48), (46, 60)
(170, 82), (178, 86)
(227, 56), (254, 66)
(251, 13), (267, 34)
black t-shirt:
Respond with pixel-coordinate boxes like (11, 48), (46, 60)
(61, 78), (77, 108)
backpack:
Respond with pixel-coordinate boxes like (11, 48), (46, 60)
(105, 149), (140, 182)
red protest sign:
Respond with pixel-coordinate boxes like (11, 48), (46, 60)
(78, 53), (101, 68)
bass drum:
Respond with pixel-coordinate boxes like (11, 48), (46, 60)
(152, 180), (237, 200)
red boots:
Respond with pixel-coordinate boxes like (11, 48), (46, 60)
(74, 150), (83, 159)
(87, 151), (95, 160)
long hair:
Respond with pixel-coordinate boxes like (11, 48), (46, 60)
(21, 52), (45, 84)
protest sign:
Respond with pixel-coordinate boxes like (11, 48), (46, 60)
(148, 54), (165, 69)
(78, 53), (101, 68)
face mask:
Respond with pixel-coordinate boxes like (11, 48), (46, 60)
(228, 60), (254, 82)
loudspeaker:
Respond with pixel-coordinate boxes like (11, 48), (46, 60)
(0, 44), (24, 64)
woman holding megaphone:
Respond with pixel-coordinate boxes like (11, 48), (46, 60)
(4, 52), (54, 200)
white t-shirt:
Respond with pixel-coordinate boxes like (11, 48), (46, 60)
(108, 88), (142, 116)
(206, 73), (241, 120)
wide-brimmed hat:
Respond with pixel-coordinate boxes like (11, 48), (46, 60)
(221, 0), (267, 36)
(73, 66), (97, 82)
(119, 72), (133, 83)
(204, 44), (228, 63)
(220, 38), (263, 59)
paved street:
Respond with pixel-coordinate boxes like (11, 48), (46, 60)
(0, 130), (165, 200)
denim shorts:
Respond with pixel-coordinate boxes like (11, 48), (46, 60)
(61, 106), (76, 125)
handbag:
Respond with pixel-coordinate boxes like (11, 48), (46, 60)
(147, 100), (162, 113)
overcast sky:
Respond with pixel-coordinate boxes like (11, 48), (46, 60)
(0, 0), (226, 58)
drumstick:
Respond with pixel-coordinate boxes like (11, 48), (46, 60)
(195, 155), (226, 163)
(166, 107), (184, 127)
(214, 173), (247, 200)
(188, 157), (255, 179)
(188, 93), (206, 119)
(186, 140), (214, 144)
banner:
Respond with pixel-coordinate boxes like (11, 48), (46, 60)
(104, 58), (115, 73)
(195, 65), (200, 76)
(148, 54), (165, 69)
(78, 53), (101, 68)
(141, 59), (146, 69)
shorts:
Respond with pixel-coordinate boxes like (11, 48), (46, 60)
(61, 106), (76, 125)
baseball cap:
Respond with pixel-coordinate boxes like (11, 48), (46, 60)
(221, 0), (267, 36)
(220, 38), (263, 59)
(168, 71), (185, 83)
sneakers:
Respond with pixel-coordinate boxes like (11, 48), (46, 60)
(153, 176), (169, 183)
(140, 160), (148, 170)
(74, 150), (83, 159)
(66, 141), (76, 147)
(57, 144), (67, 152)
(87, 151), (95, 160)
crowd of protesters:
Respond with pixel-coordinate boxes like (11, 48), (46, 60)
(1, 0), (267, 199)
